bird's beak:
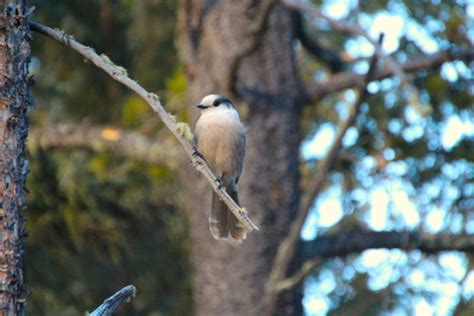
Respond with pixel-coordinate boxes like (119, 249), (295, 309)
(196, 104), (208, 109)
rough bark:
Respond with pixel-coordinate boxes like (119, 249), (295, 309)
(178, 1), (304, 315)
(0, 0), (32, 314)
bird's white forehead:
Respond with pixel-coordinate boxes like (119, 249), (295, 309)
(200, 104), (239, 119)
(201, 94), (222, 105)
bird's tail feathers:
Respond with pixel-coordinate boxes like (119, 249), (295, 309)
(227, 190), (248, 242)
(209, 191), (229, 239)
(209, 189), (248, 241)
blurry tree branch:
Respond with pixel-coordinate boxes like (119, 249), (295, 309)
(29, 124), (179, 168)
(303, 230), (474, 257)
(271, 259), (319, 294)
(291, 9), (346, 72)
(271, 230), (474, 294)
(307, 48), (474, 102)
(283, 0), (422, 104)
(30, 21), (259, 232)
(282, 0), (474, 104)
(89, 284), (136, 316)
(265, 34), (384, 314)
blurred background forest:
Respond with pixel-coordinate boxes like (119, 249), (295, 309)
(25, 0), (473, 315)
(28, 1), (189, 315)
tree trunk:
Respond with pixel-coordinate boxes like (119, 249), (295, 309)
(0, 0), (32, 314)
(178, 1), (304, 315)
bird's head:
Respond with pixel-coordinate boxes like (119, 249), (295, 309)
(196, 94), (234, 112)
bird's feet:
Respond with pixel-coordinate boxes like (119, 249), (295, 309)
(215, 178), (225, 190)
(192, 146), (205, 160)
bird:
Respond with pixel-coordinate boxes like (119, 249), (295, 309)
(194, 94), (247, 241)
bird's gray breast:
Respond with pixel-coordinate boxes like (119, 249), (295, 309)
(195, 113), (245, 178)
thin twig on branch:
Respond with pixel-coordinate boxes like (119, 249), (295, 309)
(30, 21), (259, 232)
(265, 34), (384, 312)
(272, 230), (474, 293)
(29, 124), (179, 167)
(89, 284), (136, 316)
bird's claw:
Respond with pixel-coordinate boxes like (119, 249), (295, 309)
(215, 178), (225, 190)
(192, 146), (204, 160)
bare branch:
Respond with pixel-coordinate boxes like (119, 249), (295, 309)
(30, 21), (259, 232)
(29, 124), (179, 167)
(307, 48), (474, 102)
(272, 230), (474, 293)
(89, 285), (136, 316)
(265, 35), (383, 312)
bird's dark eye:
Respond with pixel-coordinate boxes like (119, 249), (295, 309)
(213, 100), (220, 106)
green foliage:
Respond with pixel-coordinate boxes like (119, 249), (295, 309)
(122, 96), (152, 128)
(26, 150), (190, 315)
(164, 67), (188, 120)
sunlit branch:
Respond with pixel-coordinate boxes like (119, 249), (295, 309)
(30, 21), (259, 232)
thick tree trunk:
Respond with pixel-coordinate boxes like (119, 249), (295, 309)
(178, 1), (304, 315)
(0, 0), (32, 314)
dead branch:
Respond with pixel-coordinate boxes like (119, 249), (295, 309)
(30, 21), (259, 232)
(264, 34), (383, 313)
(89, 285), (136, 316)
(29, 124), (179, 167)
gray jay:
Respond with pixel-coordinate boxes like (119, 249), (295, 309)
(194, 94), (247, 241)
